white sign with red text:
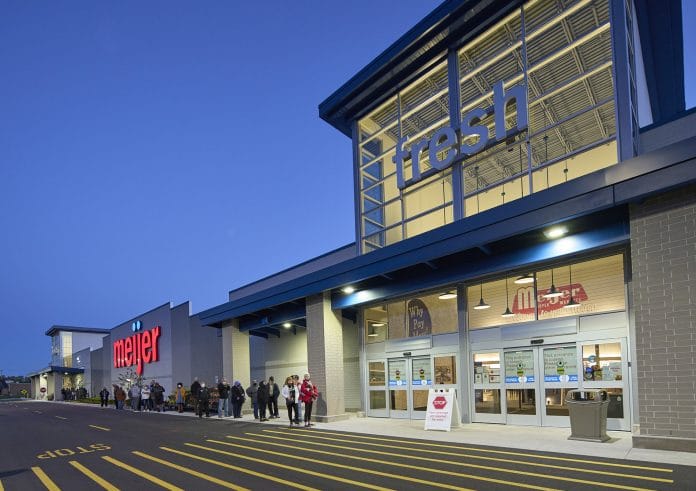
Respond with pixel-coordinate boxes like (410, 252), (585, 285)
(425, 389), (460, 432)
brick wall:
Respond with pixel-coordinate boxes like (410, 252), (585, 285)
(630, 183), (696, 444)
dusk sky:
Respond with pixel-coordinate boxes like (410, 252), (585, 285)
(1, 1), (694, 375)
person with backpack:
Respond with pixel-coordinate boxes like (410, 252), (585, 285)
(267, 376), (280, 418)
(198, 382), (211, 418)
(281, 376), (298, 426)
(230, 381), (245, 418)
(246, 380), (259, 419)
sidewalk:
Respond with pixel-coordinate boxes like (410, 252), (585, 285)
(42, 400), (696, 467)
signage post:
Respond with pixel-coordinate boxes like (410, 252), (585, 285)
(424, 388), (460, 431)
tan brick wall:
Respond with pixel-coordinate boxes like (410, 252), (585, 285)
(222, 319), (250, 385)
(306, 292), (347, 421)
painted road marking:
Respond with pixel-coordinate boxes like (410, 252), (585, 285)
(33, 410), (43, 414)
(261, 429), (673, 485)
(69, 461), (119, 491)
(55, 416), (67, 420)
(244, 432), (656, 491)
(38, 444), (111, 460)
(204, 439), (482, 491)
(158, 447), (319, 491)
(135, 450), (251, 491)
(31, 467), (60, 491)
(89, 425), (111, 432)
(0, 478), (4, 491)
(290, 429), (673, 474)
(102, 456), (182, 491)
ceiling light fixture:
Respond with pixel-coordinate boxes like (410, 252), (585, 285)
(367, 322), (379, 337)
(514, 273), (535, 284)
(341, 286), (355, 294)
(543, 268), (564, 298)
(438, 291), (457, 300)
(282, 322), (292, 329)
(544, 226), (568, 239)
(564, 264), (581, 309)
(502, 276), (515, 318)
(473, 283), (490, 310)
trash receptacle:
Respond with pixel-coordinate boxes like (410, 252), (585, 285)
(566, 389), (610, 442)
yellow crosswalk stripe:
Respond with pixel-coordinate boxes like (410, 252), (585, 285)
(0, 478), (4, 491)
(102, 456), (182, 491)
(158, 447), (320, 491)
(260, 429), (673, 484)
(200, 440), (482, 491)
(133, 451), (250, 491)
(69, 461), (119, 491)
(286, 429), (673, 473)
(240, 432), (655, 491)
(89, 424), (111, 431)
(31, 466), (60, 491)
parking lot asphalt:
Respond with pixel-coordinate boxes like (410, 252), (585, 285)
(1, 401), (693, 490)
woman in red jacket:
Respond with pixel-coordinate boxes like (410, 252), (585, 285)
(299, 373), (318, 427)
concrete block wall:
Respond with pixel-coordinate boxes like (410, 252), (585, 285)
(630, 183), (696, 451)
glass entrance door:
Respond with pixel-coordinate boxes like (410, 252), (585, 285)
(503, 344), (579, 426)
(387, 356), (432, 419)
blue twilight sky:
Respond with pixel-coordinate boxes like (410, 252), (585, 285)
(1, 1), (694, 375)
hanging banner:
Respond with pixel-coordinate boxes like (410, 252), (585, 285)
(425, 389), (461, 432)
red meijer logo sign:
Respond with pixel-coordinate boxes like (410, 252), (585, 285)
(512, 283), (588, 314)
(113, 325), (161, 375)
(433, 396), (447, 410)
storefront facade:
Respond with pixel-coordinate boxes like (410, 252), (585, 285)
(197, 0), (694, 451)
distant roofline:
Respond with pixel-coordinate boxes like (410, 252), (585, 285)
(44, 325), (110, 337)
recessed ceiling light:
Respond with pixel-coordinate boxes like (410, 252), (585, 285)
(342, 286), (355, 294)
(438, 291), (457, 300)
(370, 322), (385, 327)
(282, 322), (292, 328)
(544, 226), (568, 239)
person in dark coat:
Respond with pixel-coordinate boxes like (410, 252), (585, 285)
(230, 381), (245, 418)
(99, 387), (109, 407)
(246, 381), (259, 419)
(198, 382), (210, 418)
(267, 376), (280, 418)
(190, 377), (201, 415)
(257, 380), (269, 421)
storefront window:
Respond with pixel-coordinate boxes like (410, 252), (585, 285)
(368, 362), (385, 386)
(473, 353), (501, 414)
(582, 342), (622, 382)
(369, 391), (387, 410)
(468, 254), (625, 329)
(434, 355), (457, 385)
(363, 291), (458, 342)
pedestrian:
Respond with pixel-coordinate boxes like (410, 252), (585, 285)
(153, 381), (165, 412)
(198, 382), (211, 418)
(140, 384), (151, 411)
(300, 373), (318, 427)
(292, 375), (303, 424)
(257, 380), (269, 421)
(281, 376), (298, 426)
(99, 387), (109, 407)
(115, 386), (126, 410)
(230, 381), (245, 418)
(129, 385), (141, 411)
(217, 378), (230, 418)
(268, 376), (280, 418)
(246, 380), (259, 420)
(175, 383), (186, 413)
(190, 377), (201, 416)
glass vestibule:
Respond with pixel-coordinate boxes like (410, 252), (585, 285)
(472, 339), (629, 430)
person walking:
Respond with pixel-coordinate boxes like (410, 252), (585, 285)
(268, 376), (280, 418)
(99, 387), (109, 408)
(246, 381), (259, 420)
(129, 385), (141, 411)
(281, 376), (298, 426)
(175, 383), (186, 413)
(198, 382), (210, 418)
(190, 377), (201, 416)
(217, 378), (230, 418)
(257, 380), (269, 422)
(230, 381), (245, 418)
(300, 373), (319, 427)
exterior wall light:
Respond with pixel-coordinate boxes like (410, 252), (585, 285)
(282, 322), (292, 329)
(342, 286), (355, 294)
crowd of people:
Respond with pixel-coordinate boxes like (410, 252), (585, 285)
(97, 373), (320, 427)
(61, 387), (88, 400)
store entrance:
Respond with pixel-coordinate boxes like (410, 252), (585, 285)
(472, 339), (630, 430)
(387, 356), (432, 420)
